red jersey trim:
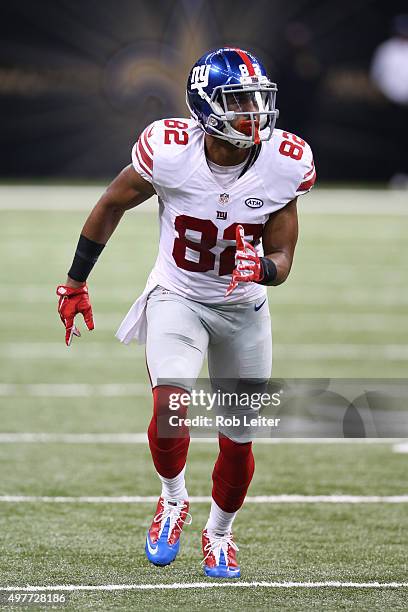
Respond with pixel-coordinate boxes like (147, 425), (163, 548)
(135, 146), (152, 178)
(143, 127), (154, 156)
(297, 170), (316, 192)
(137, 138), (153, 172)
(303, 159), (315, 180)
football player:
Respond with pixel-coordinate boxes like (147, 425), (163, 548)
(57, 47), (316, 578)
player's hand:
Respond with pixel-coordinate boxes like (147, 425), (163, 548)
(225, 225), (263, 297)
(56, 284), (94, 346)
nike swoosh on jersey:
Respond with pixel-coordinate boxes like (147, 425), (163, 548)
(254, 299), (267, 311)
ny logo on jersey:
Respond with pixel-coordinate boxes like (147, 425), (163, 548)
(190, 65), (211, 90)
(216, 210), (227, 220)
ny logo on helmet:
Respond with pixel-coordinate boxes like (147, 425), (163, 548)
(190, 65), (211, 90)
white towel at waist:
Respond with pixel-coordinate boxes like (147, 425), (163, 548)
(115, 272), (159, 345)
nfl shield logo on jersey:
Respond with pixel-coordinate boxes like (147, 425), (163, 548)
(219, 193), (230, 205)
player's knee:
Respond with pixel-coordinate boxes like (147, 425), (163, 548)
(153, 385), (188, 416)
(148, 385), (190, 477)
(150, 385), (189, 440)
(219, 432), (252, 454)
(219, 434), (255, 481)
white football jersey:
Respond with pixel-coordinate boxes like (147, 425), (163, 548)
(132, 118), (316, 304)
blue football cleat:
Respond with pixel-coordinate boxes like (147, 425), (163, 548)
(202, 529), (241, 578)
(145, 497), (191, 566)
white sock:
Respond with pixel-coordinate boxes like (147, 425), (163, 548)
(158, 466), (188, 500)
(205, 498), (237, 534)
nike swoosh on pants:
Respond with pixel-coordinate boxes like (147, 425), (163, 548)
(254, 299), (266, 311)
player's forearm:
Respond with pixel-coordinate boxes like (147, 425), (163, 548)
(260, 198), (298, 286)
(65, 198), (124, 286)
(263, 251), (293, 285)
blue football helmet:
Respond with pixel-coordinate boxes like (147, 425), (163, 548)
(186, 47), (278, 149)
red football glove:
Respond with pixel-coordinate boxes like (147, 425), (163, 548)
(56, 284), (94, 346)
(225, 225), (263, 297)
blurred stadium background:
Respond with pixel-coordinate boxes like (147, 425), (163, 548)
(0, 1), (407, 609)
(1, 0), (408, 182)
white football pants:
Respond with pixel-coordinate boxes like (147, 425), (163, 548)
(145, 285), (272, 388)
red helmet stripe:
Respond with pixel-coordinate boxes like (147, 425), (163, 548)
(233, 48), (255, 76)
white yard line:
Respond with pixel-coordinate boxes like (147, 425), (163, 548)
(0, 187), (157, 212)
(0, 433), (149, 443)
(0, 343), (142, 360)
(1, 581), (408, 592)
(393, 442), (408, 453)
(0, 495), (407, 504)
(0, 384), (150, 397)
(0, 343), (407, 360)
(278, 345), (408, 360)
(300, 189), (408, 216)
(1, 311), (406, 331)
(0, 286), (143, 303)
(2, 381), (406, 399)
(0, 186), (407, 214)
(1, 290), (408, 306)
(0, 433), (404, 445)
(0, 281), (405, 302)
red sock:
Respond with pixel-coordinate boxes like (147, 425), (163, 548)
(147, 385), (190, 479)
(211, 433), (255, 512)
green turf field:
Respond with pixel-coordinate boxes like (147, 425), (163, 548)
(0, 187), (407, 610)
